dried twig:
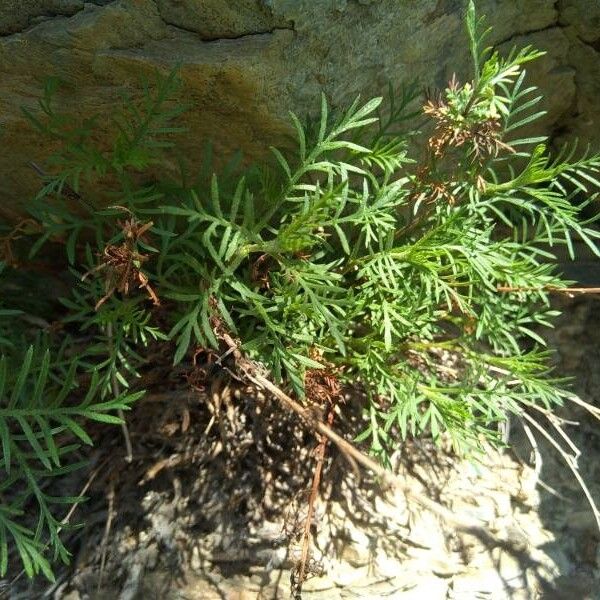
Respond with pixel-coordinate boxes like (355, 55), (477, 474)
(248, 369), (497, 534)
(292, 432), (327, 598)
(293, 382), (338, 598)
(528, 404), (581, 457)
(497, 285), (600, 296)
(97, 477), (116, 592)
(520, 418), (542, 485)
(521, 411), (600, 532)
(212, 323), (504, 537)
(0, 219), (41, 266)
(29, 161), (96, 212)
(83, 207), (159, 310)
(567, 394), (600, 421)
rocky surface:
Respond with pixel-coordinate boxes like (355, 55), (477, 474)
(0, 0), (599, 221)
(8, 297), (600, 600)
(18, 421), (600, 599)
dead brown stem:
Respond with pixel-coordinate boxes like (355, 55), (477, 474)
(497, 285), (600, 296)
(294, 398), (336, 597)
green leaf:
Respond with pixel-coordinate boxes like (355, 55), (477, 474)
(32, 350), (51, 407)
(318, 93), (329, 143)
(57, 416), (93, 446)
(0, 420), (11, 475)
(270, 147), (292, 180)
(290, 353), (324, 369)
(334, 224), (350, 254)
(10, 346), (34, 409)
(17, 416), (52, 469)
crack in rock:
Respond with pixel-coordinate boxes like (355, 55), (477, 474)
(151, 0), (294, 42)
(493, 23), (563, 49)
(161, 20), (294, 42)
(183, 25), (294, 42)
(576, 35), (600, 55)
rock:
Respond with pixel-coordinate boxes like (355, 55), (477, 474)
(154, 0), (291, 40)
(492, 547), (526, 581)
(0, 0), (84, 36)
(564, 509), (599, 534)
(325, 561), (371, 587)
(0, 0), (598, 221)
(392, 576), (449, 600)
(451, 495), (498, 523)
(544, 571), (599, 600)
(552, 1), (600, 156)
(497, 27), (576, 139)
(337, 540), (371, 567)
(559, 0), (600, 44)
(450, 566), (528, 600)
(406, 509), (448, 550)
(428, 555), (465, 578)
(511, 513), (555, 549)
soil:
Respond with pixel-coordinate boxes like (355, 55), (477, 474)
(3, 296), (600, 600)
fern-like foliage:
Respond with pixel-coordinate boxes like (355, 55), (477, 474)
(0, 341), (142, 580)
(3, 0), (600, 580)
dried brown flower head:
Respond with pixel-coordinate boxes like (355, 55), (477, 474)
(84, 208), (159, 310)
(304, 353), (342, 406)
(423, 75), (514, 160)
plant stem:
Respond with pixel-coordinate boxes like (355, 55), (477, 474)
(497, 285), (600, 295)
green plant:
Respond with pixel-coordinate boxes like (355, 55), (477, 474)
(2, 0), (600, 582)
(0, 340), (142, 579)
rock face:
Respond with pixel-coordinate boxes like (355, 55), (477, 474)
(0, 0), (598, 221)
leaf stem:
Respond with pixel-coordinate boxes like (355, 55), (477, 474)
(106, 322), (133, 463)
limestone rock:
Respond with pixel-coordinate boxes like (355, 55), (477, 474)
(0, 0), (598, 222)
(450, 566), (529, 600)
(559, 0), (600, 44)
(497, 27), (576, 136)
(154, 0), (291, 40)
(0, 0), (84, 36)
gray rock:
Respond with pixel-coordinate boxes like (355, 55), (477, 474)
(559, 0), (600, 43)
(0, 0), (597, 222)
(0, 0), (84, 35)
(450, 566), (528, 599)
(154, 0), (291, 39)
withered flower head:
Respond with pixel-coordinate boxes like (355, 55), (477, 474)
(304, 351), (342, 406)
(84, 209), (159, 310)
(423, 74), (514, 160)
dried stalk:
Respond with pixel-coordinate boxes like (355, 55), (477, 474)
(97, 477), (116, 591)
(528, 404), (581, 458)
(497, 285), (600, 296)
(520, 419), (542, 484)
(215, 329), (505, 536)
(567, 395), (600, 420)
(248, 370), (497, 534)
(521, 411), (600, 532)
(294, 399), (336, 597)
